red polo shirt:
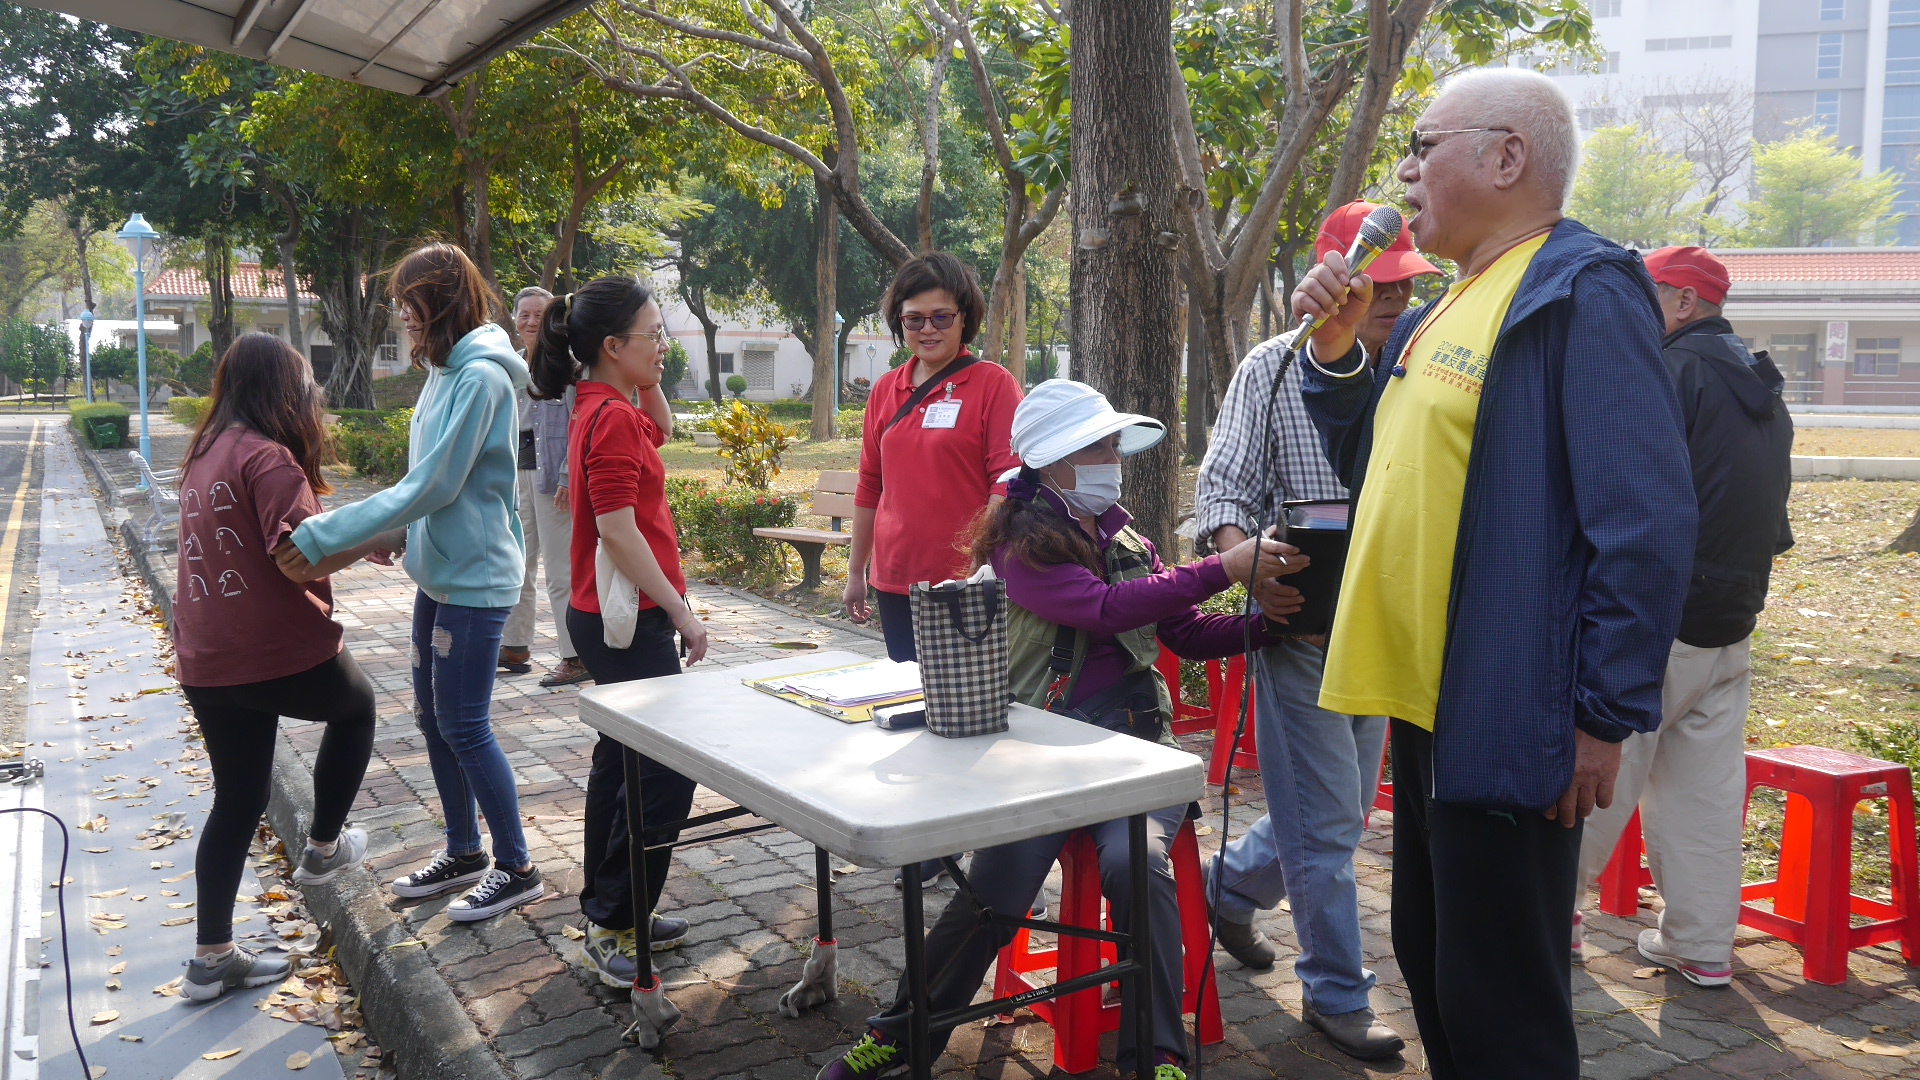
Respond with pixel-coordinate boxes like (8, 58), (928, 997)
(568, 381), (685, 613)
(855, 355), (1021, 594)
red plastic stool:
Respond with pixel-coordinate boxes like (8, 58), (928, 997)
(1155, 648), (1217, 738)
(1739, 746), (1920, 985)
(991, 818), (1224, 1073)
(1206, 656), (1260, 785)
(1598, 809), (1656, 917)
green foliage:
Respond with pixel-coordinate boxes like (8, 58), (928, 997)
(667, 477), (799, 575)
(1738, 130), (1904, 247)
(1570, 125), (1703, 248)
(709, 400), (794, 488)
(86, 345), (136, 391)
(888, 347), (912, 369)
(167, 396), (210, 426)
(725, 374), (749, 398)
(1855, 718), (1920, 775)
(663, 337), (690, 397)
(337, 407), (412, 482)
(158, 341), (217, 396)
(68, 400), (129, 448)
(0, 317), (73, 397)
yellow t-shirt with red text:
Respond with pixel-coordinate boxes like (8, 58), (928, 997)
(1319, 234), (1548, 730)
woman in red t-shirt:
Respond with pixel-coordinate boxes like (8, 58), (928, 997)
(525, 276), (707, 991)
(171, 334), (399, 1000)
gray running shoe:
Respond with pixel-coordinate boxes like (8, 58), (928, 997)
(292, 827), (367, 886)
(182, 944), (291, 1002)
(581, 922), (639, 988)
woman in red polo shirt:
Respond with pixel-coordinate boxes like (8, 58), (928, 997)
(844, 253), (1021, 660)
(526, 276), (706, 991)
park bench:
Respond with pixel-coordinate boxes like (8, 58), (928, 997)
(753, 470), (856, 589)
(121, 450), (182, 554)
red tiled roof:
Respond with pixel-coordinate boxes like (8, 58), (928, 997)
(1716, 250), (1920, 283)
(146, 262), (317, 302)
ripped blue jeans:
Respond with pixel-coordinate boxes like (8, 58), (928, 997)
(411, 591), (528, 870)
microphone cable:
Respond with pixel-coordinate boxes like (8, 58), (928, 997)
(0, 802), (95, 1080)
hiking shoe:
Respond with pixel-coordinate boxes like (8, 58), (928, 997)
(1637, 928), (1732, 987)
(649, 912), (689, 952)
(182, 944), (290, 1002)
(1571, 910), (1586, 962)
(893, 859), (948, 889)
(816, 1033), (906, 1080)
(498, 647), (532, 675)
(1304, 1004), (1405, 1060)
(292, 827), (367, 886)
(540, 657), (591, 687)
(1216, 916), (1277, 969)
(447, 865), (544, 922)
(390, 850), (491, 899)
(582, 922), (639, 988)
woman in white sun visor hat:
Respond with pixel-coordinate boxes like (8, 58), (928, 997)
(822, 383), (1305, 1079)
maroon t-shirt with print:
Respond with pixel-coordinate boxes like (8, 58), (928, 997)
(171, 427), (343, 687)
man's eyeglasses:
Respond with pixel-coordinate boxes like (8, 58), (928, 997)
(611, 327), (672, 348)
(1407, 127), (1514, 160)
(900, 312), (958, 332)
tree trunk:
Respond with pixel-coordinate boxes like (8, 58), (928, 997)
(1184, 269), (1209, 463)
(1891, 506), (1920, 553)
(917, 23), (956, 255)
(811, 175), (840, 442)
(314, 208), (384, 412)
(1006, 259), (1028, 385)
(681, 277), (724, 403)
(542, 110), (623, 292)
(204, 237), (237, 364)
(1070, 0), (1183, 557)
(269, 184), (307, 358)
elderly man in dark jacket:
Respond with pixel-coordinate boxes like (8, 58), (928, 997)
(1573, 246), (1793, 988)
(1292, 68), (1695, 1079)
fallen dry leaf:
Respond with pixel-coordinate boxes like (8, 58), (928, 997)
(89, 1067), (106, 1079)
(104, 945), (121, 957)
(1631, 967), (1666, 979)
(116, 1035), (141, 1042)
(286, 1050), (312, 1070)
(108, 962), (126, 975)
(1840, 1037), (1913, 1057)
(89, 1010), (118, 1024)
(89, 888), (127, 899)
(202, 1048), (241, 1060)
(560, 925), (585, 941)
(159, 916), (194, 927)
(103, 978), (120, 991)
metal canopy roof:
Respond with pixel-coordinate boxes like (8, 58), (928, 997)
(15, 0), (596, 96)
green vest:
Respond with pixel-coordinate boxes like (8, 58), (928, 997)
(1004, 525), (1177, 746)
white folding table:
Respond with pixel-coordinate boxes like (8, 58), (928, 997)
(578, 651), (1206, 1079)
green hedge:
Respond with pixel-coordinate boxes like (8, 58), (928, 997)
(336, 407), (412, 482)
(68, 401), (130, 450)
(329, 408), (386, 431)
(665, 476), (798, 574)
(167, 396), (210, 426)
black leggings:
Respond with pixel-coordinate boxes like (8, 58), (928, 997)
(182, 651), (376, 946)
(566, 605), (698, 931)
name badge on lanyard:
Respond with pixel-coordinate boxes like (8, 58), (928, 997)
(921, 381), (962, 429)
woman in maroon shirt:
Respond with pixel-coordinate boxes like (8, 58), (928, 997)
(526, 276), (707, 993)
(171, 334), (397, 1001)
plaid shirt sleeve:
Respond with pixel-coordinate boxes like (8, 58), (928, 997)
(1193, 337), (1349, 550)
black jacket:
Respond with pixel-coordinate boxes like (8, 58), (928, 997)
(1663, 316), (1794, 648)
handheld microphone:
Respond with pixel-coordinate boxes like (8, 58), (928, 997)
(1280, 205), (1404, 349)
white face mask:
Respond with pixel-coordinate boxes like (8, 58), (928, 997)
(1058, 462), (1122, 517)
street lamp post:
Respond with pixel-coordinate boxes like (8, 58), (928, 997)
(78, 308), (95, 404)
(116, 213), (159, 466)
(831, 311), (845, 422)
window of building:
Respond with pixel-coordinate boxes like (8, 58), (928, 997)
(1821, 0), (1845, 20)
(258, 324), (282, 339)
(1854, 338), (1901, 376)
(742, 346), (776, 392)
(1593, 0), (1621, 15)
(717, 351), (734, 374)
(1818, 32), (1844, 79)
(1816, 90), (1841, 136)
(1645, 36), (1733, 51)
(1577, 107), (1620, 129)
(377, 329), (400, 367)
(1601, 51), (1620, 74)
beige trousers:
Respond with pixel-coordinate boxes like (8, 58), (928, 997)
(1576, 636), (1752, 965)
(504, 469), (576, 657)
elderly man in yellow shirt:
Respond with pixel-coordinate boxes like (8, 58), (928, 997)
(1292, 69), (1696, 1080)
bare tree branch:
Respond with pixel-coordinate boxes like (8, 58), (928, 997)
(1325, 0), (1435, 207)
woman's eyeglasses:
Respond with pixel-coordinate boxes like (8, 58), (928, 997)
(900, 312), (958, 332)
(611, 327), (671, 347)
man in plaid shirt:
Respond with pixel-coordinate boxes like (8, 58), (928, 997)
(1194, 201), (1437, 1061)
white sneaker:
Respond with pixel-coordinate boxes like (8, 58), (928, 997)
(1636, 928), (1731, 987)
(1571, 910), (1585, 962)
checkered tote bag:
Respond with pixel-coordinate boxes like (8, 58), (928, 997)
(909, 573), (1010, 738)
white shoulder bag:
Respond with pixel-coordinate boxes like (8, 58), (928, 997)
(582, 399), (640, 649)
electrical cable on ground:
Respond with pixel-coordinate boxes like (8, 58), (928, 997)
(1, 803), (92, 1080)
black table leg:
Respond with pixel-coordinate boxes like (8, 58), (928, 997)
(623, 746), (654, 992)
(902, 864), (931, 1080)
(1130, 813), (1153, 1079)
(815, 846), (834, 942)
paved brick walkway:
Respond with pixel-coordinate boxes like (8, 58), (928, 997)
(100, 418), (1920, 1079)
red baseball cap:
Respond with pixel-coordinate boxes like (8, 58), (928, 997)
(1314, 201), (1441, 283)
(1643, 246), (1730, 306)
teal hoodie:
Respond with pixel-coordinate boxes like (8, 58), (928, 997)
(293, 324), (528, 608)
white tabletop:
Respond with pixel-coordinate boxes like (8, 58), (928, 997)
(578, 651), (1207, 867)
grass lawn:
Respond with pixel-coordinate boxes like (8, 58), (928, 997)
(1790, 427), (1920, 458)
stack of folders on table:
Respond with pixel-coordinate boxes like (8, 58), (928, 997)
(747, 659), (926, 724)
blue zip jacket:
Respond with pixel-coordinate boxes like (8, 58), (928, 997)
(294, 324), (528, 609)
(1302, 219), (1696, 811)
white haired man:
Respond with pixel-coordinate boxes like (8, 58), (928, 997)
(1291, 69), (1696, 1078)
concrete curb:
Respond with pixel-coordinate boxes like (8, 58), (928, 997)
(1792, 455), (1920, 481)
(264, 737), (516, 1080)
(72, 431), (512, 1080)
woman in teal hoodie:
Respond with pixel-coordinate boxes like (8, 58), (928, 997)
(279, 243), (543, 921)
